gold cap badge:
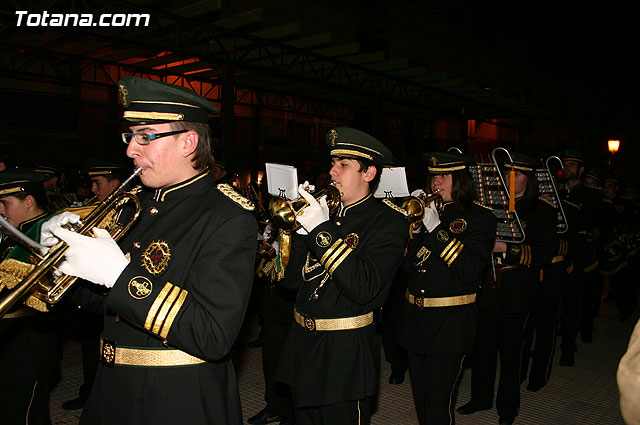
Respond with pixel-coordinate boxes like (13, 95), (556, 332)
(329, 129), (338, 147)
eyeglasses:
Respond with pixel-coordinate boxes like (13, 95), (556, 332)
(121, 129), (187, 145)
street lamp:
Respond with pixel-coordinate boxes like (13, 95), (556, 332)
(608, 139), (620, 154)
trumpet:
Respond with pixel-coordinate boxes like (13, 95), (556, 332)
(0, 167), (143, 317)
(269, 185), (341, 231)
(401, 191), (444, 230)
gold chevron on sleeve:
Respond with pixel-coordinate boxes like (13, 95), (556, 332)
(152, 285), (181, 334)
(440, 238), (459, 261)
(446, 242), (464, 266)
(320, 238), (344, 265)
(327, 246), (354, 275)
(145, 282), (173, 331)
(443, 240), (461, 263)
(159, 289), (189, 339)
(322, 243), (349, 270)
(520, 244), (532, 266)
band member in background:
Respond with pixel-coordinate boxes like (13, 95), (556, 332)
(599, 174), (634, 321)
(248, 221), (295, 425)
(0, 169), (61, 425)
(557, 150), (601, 366)
(521, 150), (578, 389)
(59, 160), (129, 411)
(396, 151), (496, 424)
(86, 161), (129, 203)
(457, 152), (557, 425)
(276, 127), (409, 425)
(39, 76), (257, 425)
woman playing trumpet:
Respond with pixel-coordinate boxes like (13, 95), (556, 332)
(396, 151), (496, 425)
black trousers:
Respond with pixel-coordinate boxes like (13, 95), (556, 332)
(469, 309), (529, 419)
(408, 351), (465, 425)
(261, 320), (293, 420)
(295, 397), (372, 425)
(380, 277), (409, 378)
(560, 268), (582, 355)
(579, 267), (600, 337)
(521, 290), (563, 387)
(0, 379), (53, 425)
(522, 264), (568, 386)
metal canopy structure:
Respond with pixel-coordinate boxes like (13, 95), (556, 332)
(0, 0), (544, 132)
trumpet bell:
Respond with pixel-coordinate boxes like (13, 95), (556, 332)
(269, 185), (341, 230)
(400, 192), (444, 228)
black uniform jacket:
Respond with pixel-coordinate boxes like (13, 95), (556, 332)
(80, 171), (257, 425)
(277, 194), (408, 407)
(599, 195), (634, 274)
(0, 213), (61, 383)
(396, 201), (496, 355)
(562, 183), (602, 272)
(479, 196), (557, 314)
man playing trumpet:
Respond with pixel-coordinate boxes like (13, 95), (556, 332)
(276, 127), (408, 425)
(38, 77), (257, 425)
(396, 151), (497, 425)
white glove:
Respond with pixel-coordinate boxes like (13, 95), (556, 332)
(50, 225), (129, 288)
(40, 212), (81, 254)
(411, 189), (426, 198)
(298, 181), (315, 194)
(422, 201), (441, 233)
(295, 186), (329, 235)
(262, 223), (274, 241)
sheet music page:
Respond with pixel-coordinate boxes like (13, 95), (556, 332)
(265, 163), (299, 200)
(373, 167), (410, 199)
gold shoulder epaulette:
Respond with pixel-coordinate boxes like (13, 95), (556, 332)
(539, 196), (557, 208)
(382, 199), (407, 216)
(217, 183), (255, 211)
(473, 200), (493, 211)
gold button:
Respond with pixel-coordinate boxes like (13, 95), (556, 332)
(162, 339), (169, 347)
(133, 241), (141, 249)
(114, 314), (120, 322)
(149, 207), (159, 216)
(335, 221), (341, 226)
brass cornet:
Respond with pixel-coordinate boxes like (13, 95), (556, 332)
(401, 191), (444, 231)
(269, 185), (341, 231)
(0, 167), (143, 317)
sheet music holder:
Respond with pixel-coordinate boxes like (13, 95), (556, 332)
(265, 163), (299, 200)
(373, 167), (410, 199)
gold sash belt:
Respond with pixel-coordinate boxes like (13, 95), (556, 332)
(406, 289), (476, 308)
(294, 309), (373, 332)
(100, 339), (206, 367)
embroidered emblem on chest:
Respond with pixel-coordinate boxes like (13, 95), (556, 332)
(449, 218), (467, 234)
(142, 241), (171, 275)
(128, 276), (153, 299)
(344, 233), (360, 248)
(437, 230), (449, 242)
(316, 231), (332, 248)
(510, 245), (521, 255)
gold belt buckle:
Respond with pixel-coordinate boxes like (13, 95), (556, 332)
(102, 339), (116, 368)
(415, 296), (424, 309)
(303, 314), (316, 332)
